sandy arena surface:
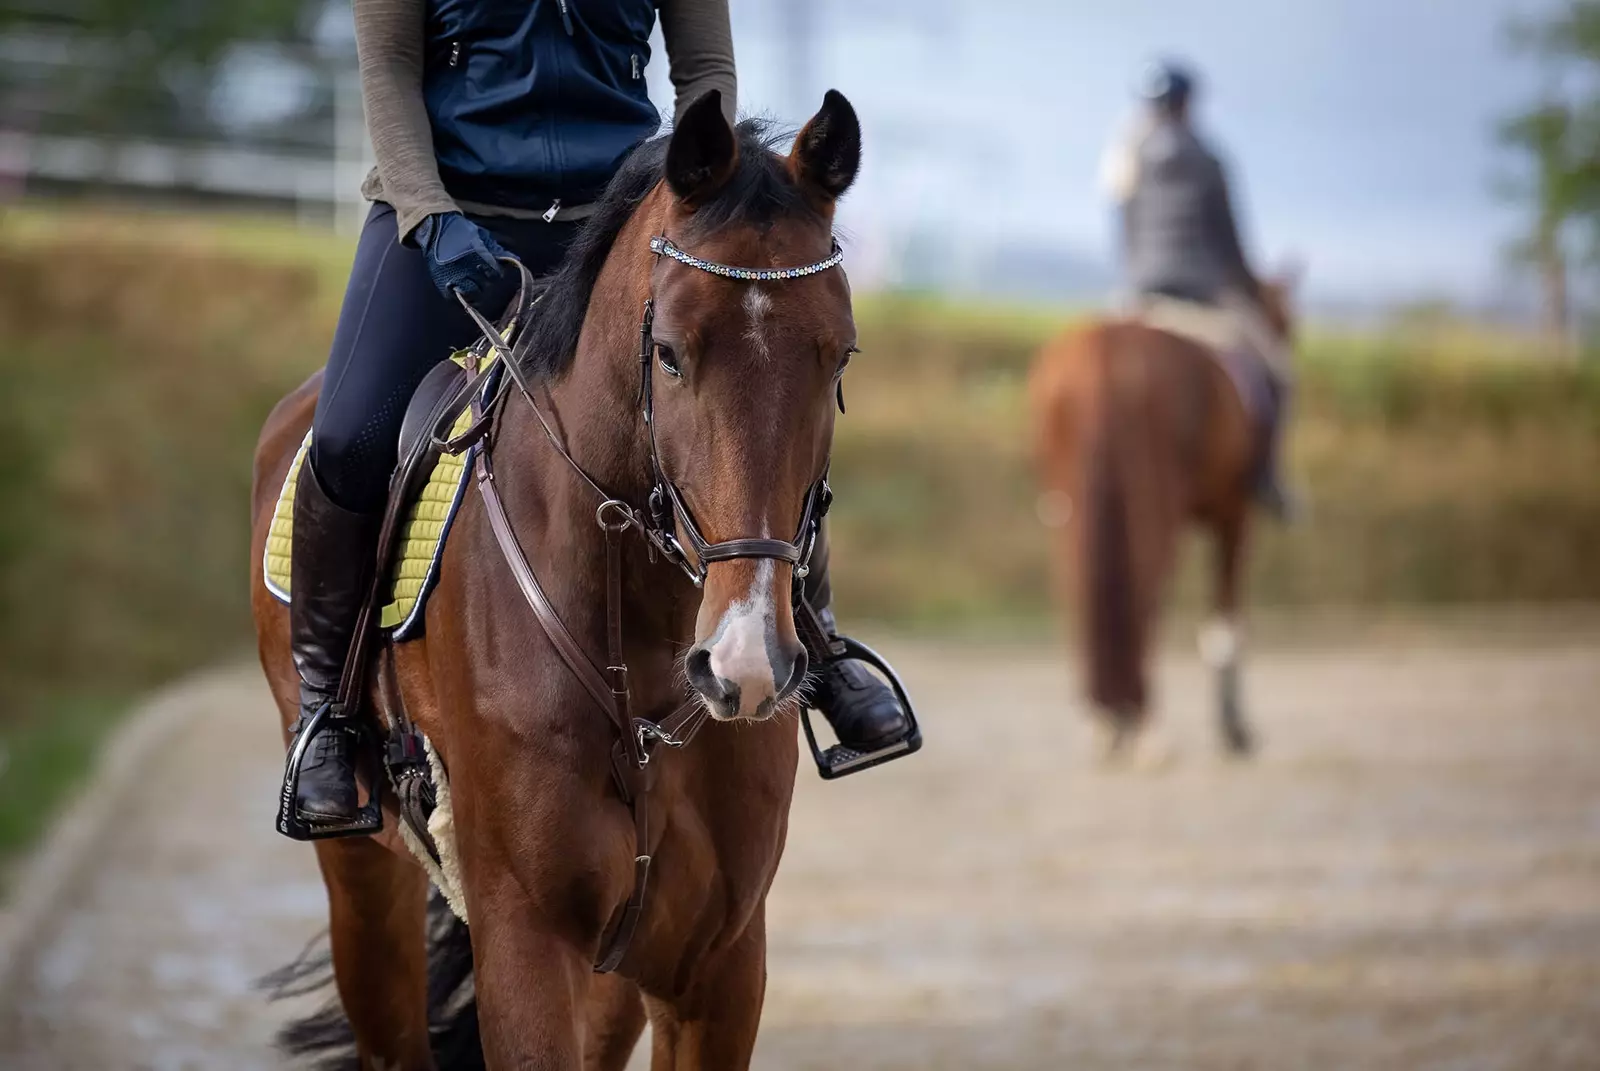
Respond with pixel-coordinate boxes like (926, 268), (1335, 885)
(2, 629), (1598, 1069)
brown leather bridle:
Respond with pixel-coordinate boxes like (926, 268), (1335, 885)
(634, 293), (833, 586)
(450, 233), (845, 972)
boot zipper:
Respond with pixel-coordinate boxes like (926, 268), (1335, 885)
(631, 53), (641, 80)
(555, 0), (574, 35)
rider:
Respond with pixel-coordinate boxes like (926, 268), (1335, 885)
(1102, 59), (1294, 519)
(286, 0), (911, 833)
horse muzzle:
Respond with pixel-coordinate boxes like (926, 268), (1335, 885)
(687, 561), (808, 720)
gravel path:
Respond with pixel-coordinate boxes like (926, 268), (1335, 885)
(3, 630), (1598, 1069)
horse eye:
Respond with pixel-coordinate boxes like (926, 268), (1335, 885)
(656, 343), (683, 379)
(837, 345), (859, 377)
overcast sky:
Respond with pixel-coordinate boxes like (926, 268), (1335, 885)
(649, 0), (1563, 305)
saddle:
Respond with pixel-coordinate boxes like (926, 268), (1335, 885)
(264, 357), (487, 639)
(1131, 294), (1284, 433)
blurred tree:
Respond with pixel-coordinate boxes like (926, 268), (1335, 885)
(1498, 101), (1585, 346)
(1500, 2), (1600, 350)
(0, 0), (310, 140)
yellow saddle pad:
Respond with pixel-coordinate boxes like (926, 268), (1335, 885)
(262, 369), (478, 640)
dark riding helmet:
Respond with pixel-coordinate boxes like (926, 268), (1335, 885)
(1140, 59), (1197, 111)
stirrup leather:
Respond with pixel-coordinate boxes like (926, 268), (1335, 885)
(799, 634), (924, 780)
(276, 700), (384, 841)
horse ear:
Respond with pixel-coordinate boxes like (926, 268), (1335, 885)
(666, 90), (739, 207)
(789, 89), (861, 202)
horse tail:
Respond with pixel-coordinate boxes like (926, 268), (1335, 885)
(1079, 327), (1151, 720)
(261, 891), (483, 1069)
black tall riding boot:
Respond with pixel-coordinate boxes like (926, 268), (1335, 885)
(802, 528), (910, 752)
(287, 459), (383, 824)
(1252, 373), (1300, 522)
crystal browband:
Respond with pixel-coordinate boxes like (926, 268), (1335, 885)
(649, 235), (845, 281)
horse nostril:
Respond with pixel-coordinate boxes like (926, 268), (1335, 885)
(777, 646), (809, 701)
(686, 645), (741, 714)
(685, 647), (718, 696)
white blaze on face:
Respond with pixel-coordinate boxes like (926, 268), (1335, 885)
(743, 286), (772, 360)
(704, 556), (779, 717)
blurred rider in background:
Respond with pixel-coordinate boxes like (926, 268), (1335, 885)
(1101, 59), (1296, 520)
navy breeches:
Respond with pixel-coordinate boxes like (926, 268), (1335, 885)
(310, 202), (579, 513)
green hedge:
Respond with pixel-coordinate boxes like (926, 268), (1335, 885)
(827, 304), (1600, 625)
(1, 214), (1595, 862)
(0, 233), (329, 862)
(3, 215), (1597, 695)
(0, 241), (324, 705)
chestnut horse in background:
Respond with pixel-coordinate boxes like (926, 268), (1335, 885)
(250, 91), (865, 1068)
(1030, 282), (1295, 763)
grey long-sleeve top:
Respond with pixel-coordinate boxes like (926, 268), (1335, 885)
(353, 0), (738, 239)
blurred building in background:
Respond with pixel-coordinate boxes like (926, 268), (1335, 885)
(0, 0), (368, 231)
(0, 0), (1572, 319)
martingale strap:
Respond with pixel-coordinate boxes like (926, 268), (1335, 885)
(475, 429), (709, 974)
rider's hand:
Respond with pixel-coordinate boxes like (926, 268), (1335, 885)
(411, 212), (514, 312)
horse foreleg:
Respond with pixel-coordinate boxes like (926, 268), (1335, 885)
(471, 904), (594, 1069)
(585, 972), (648, 1071)
(1204, 510), (1254, 756)
(315, 837), (435, 1070)
(648, 914), (768, 1071)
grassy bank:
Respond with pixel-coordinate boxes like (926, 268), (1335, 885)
(2, 204), (1597, 858)
(0, 218), (332, 866)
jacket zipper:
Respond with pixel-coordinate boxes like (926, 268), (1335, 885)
(449, 40), (462, 67)
(631, 53), (640, 80)
(555, 0), (574, 36)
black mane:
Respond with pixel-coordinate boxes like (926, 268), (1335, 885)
(515, 118), (823, 379)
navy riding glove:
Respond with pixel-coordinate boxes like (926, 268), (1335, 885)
(411, 212), (514, 311)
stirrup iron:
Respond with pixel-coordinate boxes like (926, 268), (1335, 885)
(276, 701), (384, 841)
(800, 636), (924, 780)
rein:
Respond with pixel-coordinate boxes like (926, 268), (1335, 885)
(451, 233), (844, 972)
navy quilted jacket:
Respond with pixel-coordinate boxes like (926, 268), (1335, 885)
(1123, 119), (1254, 304)
(423, 0), (661, 211)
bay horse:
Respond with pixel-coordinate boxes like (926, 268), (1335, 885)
(1029, 281), (1295, 764)
(249, 91), (864, 1067)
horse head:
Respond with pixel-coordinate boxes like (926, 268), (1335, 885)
(643, 91), (861, 721)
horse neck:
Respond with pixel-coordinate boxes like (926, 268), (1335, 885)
(544, 189), (671, 498)
(493, 194), (700, 699)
